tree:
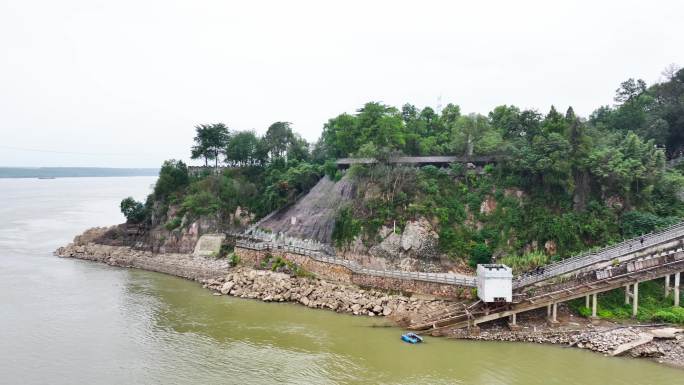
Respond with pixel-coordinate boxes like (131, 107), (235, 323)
(450, 114), (499, 156)
(120, 197), (146, 223)
(489, 105), (522, 139)
(287, 134), (310, 162)
(153, 159), (189, 200)
(225, 130), (260, 166)
(615, 78), (647, 104)
(356, 102), (405, 150)
(191, 123), (230, 168)
(264, 121), (293, 159)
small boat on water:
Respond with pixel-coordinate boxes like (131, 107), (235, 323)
(401, 333), (423, 344)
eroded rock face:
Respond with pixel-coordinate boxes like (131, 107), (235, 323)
(368, 218), (440, 267)
(479, 196), (497, 215)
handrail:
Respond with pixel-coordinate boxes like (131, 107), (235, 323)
(513, 221), (684, 288)
(235, 239), (477, 287)
(233, 220), (684, 290)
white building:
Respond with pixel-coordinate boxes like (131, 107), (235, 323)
(476, 264), (513, 303)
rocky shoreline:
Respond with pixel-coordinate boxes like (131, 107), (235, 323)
(55, 232), (684, 369)
(55, 239), (449, 320)
(448, 322), (684, 368)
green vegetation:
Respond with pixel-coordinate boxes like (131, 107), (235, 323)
(228, 252), (240, 267)
(129, 66), (684, 274)
(499, 252), (549, 274)
(260, 254), (313, 277)
(569, 280), (684, 324)
(323, 68), (684, 266)
(120, 197), (146, 223)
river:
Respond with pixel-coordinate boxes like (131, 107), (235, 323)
(0, 176), (681, 384)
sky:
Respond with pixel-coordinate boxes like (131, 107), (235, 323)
(1, 0), (683, 167)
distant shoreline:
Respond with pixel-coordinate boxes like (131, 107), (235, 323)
(0, 167), (159, 178)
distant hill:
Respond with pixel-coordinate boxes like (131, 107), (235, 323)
(0, 167), (159, 178)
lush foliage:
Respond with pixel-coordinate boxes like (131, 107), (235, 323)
(120, 197), (146, 223)
(135, 66), (684, 271)
(569, 280), (684, 324)
(327, 67), (684, 267)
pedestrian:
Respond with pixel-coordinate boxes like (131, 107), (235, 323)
(640, 237), (644, 246)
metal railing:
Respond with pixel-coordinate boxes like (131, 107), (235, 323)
(234, 220), (684, 291)
(235, 240), (477, 287)
(513, 221), (684, 288)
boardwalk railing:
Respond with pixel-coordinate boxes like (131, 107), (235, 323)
(514, 221), (684, 288)
(233, 220), (684, 291)
(336, 155), (503, 167)
(235, 240), (477, 287)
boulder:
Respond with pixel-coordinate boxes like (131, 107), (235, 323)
(220, 282), (235, 294)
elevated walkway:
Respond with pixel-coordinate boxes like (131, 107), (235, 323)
(336, 155), (503, 168)
(410, 249), (684, 332)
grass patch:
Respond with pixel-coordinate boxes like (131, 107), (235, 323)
(498, 251), (549, 274)
(568, 279), (683, 324)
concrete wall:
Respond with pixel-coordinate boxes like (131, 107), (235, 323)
(235, 246), (471, 299)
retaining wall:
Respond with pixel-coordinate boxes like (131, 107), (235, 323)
(235, 246), (470, 298)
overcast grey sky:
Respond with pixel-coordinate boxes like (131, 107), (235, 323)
(1, 0), (683, 167)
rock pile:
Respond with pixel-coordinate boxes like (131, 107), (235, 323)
(56, 238), (448, 319)
(452, 324), (684, 367)
(201, 268), (440, 317)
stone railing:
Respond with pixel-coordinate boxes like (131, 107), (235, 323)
(235, 240), (477, 287)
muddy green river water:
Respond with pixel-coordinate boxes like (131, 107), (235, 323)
(0, 177), (681, 384)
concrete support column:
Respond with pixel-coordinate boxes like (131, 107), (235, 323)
(625, 284), (631, 305)
(591, 293), (598, 318)
(585, 295), (590, 308)
(547, 304), (551, 317)
(508, 312), (521, 331)
(552, 302), (558, 323)
(675, 272), (681, 307)
(666, 275), (671, 297)
(632, 281), (639, 318)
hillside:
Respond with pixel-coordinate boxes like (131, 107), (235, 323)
(113, 67), (684, 273)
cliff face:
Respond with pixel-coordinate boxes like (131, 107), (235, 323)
(97, 213), (241, 254)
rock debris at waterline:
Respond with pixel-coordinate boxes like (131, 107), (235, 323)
(54, 241), (447, 319)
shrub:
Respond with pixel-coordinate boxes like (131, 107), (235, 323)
(499, 251), (549, 273)
(468, 243), (492, 267)
(620, 210), (679, 238)
(578, 306), (591, 318)
(652, 307), (684, 324)
(120, 197), (146, 223)
(153, 159), (189, 200)
(164, 217), (182, 231)
(332, 207), (361, 247)
(229, 253), (240, 267)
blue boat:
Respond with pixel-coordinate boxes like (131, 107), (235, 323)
(401, 333), (423, 344)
